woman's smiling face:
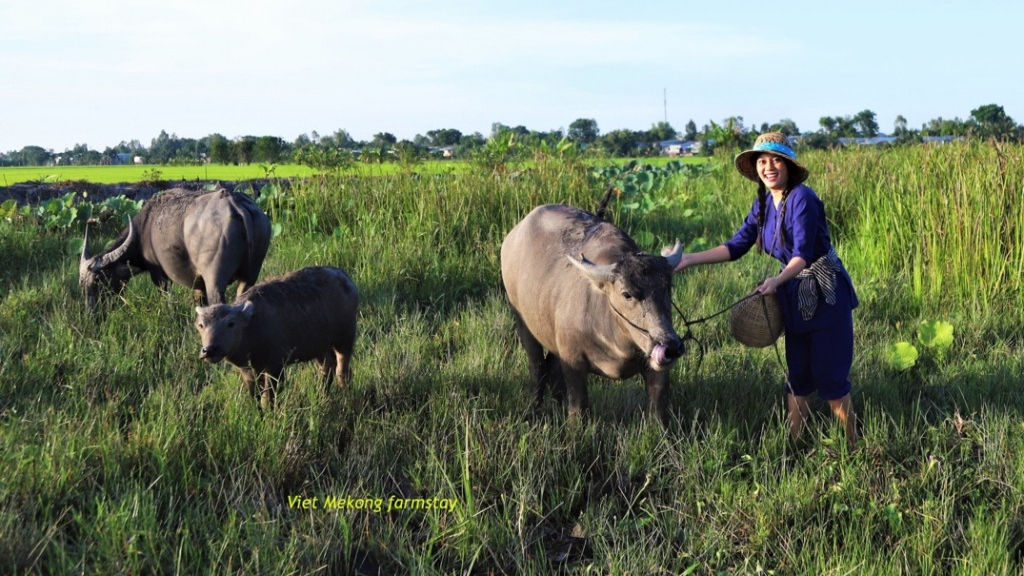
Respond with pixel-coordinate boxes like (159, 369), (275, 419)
(756, 153), (789, 191)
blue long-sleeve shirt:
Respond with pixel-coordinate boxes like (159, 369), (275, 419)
(724, 184), (858, 334)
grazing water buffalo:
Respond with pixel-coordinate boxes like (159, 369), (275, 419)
(79, 187), (271, 312)
(193, 266), (359, 407)
(500, 204), (685, 424)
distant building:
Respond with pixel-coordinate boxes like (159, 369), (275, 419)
(793, 134), (961, 147)
(657, 139), (697, 157)
(838, 135), (898, 146)
(114, 152), (133, 165)
(429, 146), (455, 158)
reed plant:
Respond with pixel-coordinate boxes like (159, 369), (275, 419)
(1, 144), (1022, 575)
(816, 141), (1024, 322)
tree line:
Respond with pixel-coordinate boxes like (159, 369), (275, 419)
(1, 104), (1019, 169)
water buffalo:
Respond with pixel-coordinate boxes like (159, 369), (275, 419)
(79, 187), (271, 312)
(193, 266), (359, 407)
(500, 204), (685, 424)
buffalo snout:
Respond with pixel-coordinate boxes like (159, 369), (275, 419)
(650, 334), (684, 370)
(199, 345), (225, 363)
(663, 334), (684, 361)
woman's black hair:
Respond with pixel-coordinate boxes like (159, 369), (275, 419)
(754, 157), (799, 251)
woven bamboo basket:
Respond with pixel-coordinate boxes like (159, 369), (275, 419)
(730, 293), (784, 348)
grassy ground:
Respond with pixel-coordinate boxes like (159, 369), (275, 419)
(1, 145), (1022, 575)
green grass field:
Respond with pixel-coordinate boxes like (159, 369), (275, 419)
(0, 163), (315, 185)
(1, 144), (1023, 575)
(0, 157), (703, 186)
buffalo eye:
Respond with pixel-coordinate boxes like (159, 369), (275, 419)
(227, 322), (235, 328)
(621, 291), (634, 301)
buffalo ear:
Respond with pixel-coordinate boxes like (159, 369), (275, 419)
(239, 300), (256, 324)
(567, 254), (615, 285)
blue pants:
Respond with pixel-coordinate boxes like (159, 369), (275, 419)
(784, 304), (854, 400)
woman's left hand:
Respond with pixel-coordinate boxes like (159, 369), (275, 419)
(756, 277), (779, 295)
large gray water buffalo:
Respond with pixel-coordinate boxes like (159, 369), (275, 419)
(79, 187), (271, 312)
(193, 266), (359, 407)
(500, 204), (685, 424)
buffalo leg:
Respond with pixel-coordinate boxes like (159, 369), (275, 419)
(236, 262), (264, 300)
(202, 265), (235, 306)
(545, 353), (565, 403)
(191, 277), (209, 305)
(235, 279), (253, 301)
(318, 354), (338, 392)
(260, 369), (283, 410)
(511, 311), (550, 408)
(559, 361), (591, 420)
(334, 348), (351, 389)
(643, 370), (671, 426)
(239, 367), (258, 398)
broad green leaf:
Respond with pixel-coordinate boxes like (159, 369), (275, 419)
(66, 237), (85, 256)
(0, 199), (17, 219)
(884, 341), (918, 371)
(918, 320), (954, 352)
(53, 206), (77, 229)
(76, 203), (93, 223)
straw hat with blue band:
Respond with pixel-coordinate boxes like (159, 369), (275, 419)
(734, 132), (809, 187)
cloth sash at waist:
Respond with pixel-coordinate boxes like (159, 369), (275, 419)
(794, 247), (840, 321)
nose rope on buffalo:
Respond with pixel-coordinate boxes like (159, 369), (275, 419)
(672, 293), (785, 374)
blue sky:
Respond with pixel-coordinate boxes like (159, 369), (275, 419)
(1, 0), (1020, 152)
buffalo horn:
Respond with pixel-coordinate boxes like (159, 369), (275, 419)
(95, 219), (135, 268)
(79, 223), (92, 272)
(662, 239), (683, 270)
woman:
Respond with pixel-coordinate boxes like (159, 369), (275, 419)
(666, 132), (858, 446)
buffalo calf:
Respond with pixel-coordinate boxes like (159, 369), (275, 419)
(194, 266), (358, 407)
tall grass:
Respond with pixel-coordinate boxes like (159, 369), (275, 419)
(1, 146), (1022, 575)
(817, 141), (1024, 320)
